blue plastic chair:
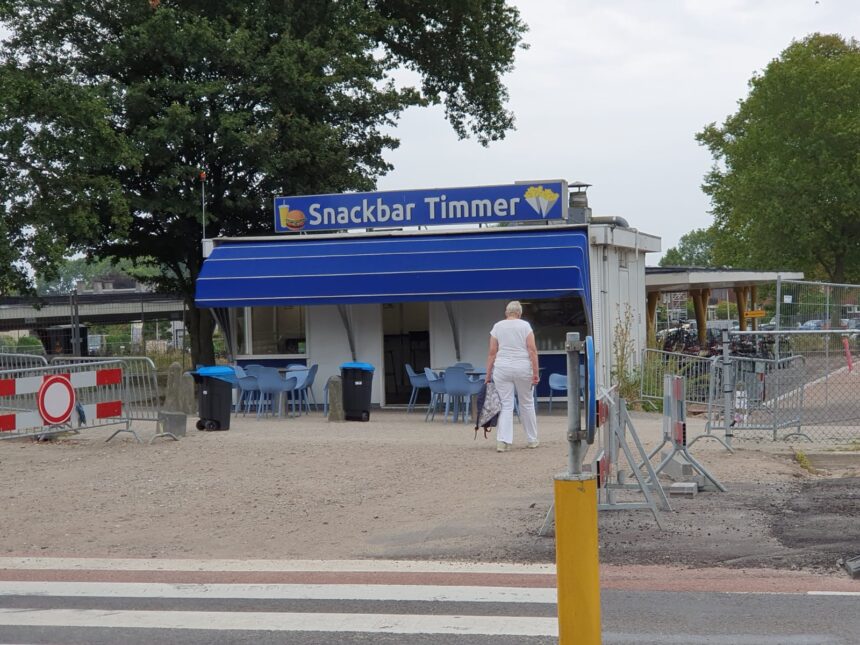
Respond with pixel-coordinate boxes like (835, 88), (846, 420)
(243, 364), (265, 379)
(548, 373), (568, 412)
(256, 368), (289, 418)
(285, 368), (308, 412)
(404, 364), (429, 413)
(293, 364), (318, 414)
(233, 365), (260, 416)
(279, 374), (299, 417)
(424, 368), (447, 422)
(453, 362), (473, 370)
(547, 373), (586, 411)
(442, 366), (483, 423)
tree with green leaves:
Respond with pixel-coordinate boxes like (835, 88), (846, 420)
(0, 0), (527, 364)
(697, 33), (860, 283)
(659, 227), (717, 268)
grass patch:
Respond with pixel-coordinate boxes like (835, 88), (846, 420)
(793, 448), (819, 474)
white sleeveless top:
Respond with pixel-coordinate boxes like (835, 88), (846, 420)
(490, 319), (533, 368)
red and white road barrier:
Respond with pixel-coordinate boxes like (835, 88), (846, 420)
(0, 367), (123, 435)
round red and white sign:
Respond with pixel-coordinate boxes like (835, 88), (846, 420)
(37, 375), (76, 425)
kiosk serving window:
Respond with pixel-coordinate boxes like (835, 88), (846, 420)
(248, 306), (306, 355)
(523, 297), (588, 351)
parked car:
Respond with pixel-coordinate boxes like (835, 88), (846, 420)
(799, 319), (823, 330)
(758, 319), (776, 331)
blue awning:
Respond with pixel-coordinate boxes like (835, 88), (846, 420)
(195, 227), (591, 308)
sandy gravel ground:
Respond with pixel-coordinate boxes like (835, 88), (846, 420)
(0, 409), (856, 576)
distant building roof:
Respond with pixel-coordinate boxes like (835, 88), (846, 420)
(645, 267), (804, 292)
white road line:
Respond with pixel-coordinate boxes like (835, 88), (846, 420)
(0, 581), (556, 604)
(807, 591), (860, 596)
(0, 608), (558, 636)
(0, 557), (554, 575)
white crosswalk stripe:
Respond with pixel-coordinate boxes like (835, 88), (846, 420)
(0, 581), (556, 604)
(0, 559), (559, 643)
(0, 556), (555, 574)
(0, 608), (558, 637)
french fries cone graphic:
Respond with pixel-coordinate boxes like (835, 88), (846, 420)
(524, 185), (559, 217)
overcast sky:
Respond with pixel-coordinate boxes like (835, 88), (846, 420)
(2, 3), (858, 263)
(377, 0), (860, 261)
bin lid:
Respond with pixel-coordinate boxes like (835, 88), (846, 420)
(340, 361), (375, 372)
(193, 365), (237, 383)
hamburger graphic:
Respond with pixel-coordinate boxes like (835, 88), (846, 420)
(279, 205), (306, 231)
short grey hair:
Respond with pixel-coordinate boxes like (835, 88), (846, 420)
(505, 301), (523, 317)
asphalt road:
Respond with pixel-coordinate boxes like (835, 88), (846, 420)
(0, 561), (860, 645)
(0, 586), (857, 644)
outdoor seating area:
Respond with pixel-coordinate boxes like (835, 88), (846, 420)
(413, 363), (573, 423)
(223, 364), (320, 419)
(193, 361), (574, 424)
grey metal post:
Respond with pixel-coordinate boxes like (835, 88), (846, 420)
(444, 302), (461, 361)
(139, 293), (145, 357)
(565, 332), (585, 475)
(721, 329), (733, 447)
(201, 172), (207, 241)
(774, 276), (782, 364)
(337, 305), (357, 362)
(824, 285), (831, 405)
(70, 289), (81, 357)
(775, 275), (782, 333)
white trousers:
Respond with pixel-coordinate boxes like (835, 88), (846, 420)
(493, 362), (538, 445)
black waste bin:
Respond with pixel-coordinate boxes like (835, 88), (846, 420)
(190, 367), (234, 431)
(340, 362), (374, 421)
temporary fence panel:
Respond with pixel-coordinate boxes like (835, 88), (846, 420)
(0, 352), (49, 371)
(51, 356), (161, 423)
(646, 375), (725, 491)
(640, 349), (717, 408)
(705, 335), (810, 441)
(0, 360), (135, 441)
(771, 278), (860, 439)
(593, 388), (669, 528)
(775, 278), (860, 332)
(741, 329), (860, 441)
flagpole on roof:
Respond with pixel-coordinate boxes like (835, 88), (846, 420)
(200, 170), (207, 241)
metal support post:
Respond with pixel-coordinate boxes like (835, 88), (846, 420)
(70, 289), (81, 357)
(721, 329), (733, 448)
(566, 332), (585, 474)
(775, 275), (782, 334)
(554, 332), (601, 644)
(337, 305), (357, 362)
(444, 302), (461, 361)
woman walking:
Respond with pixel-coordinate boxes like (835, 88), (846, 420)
(485, 301), (539, 452)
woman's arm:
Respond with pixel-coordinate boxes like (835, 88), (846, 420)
(486, 336), (499, 383)
(526, 332), (539, 385)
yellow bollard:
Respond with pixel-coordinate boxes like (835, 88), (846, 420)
(555, 474), (601, 644)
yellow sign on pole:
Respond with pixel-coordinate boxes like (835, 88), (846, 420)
(746, 310), (767, 318)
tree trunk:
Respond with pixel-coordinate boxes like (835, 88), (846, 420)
(186, 299), (216, 367)
(832, 252), (846, 285)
